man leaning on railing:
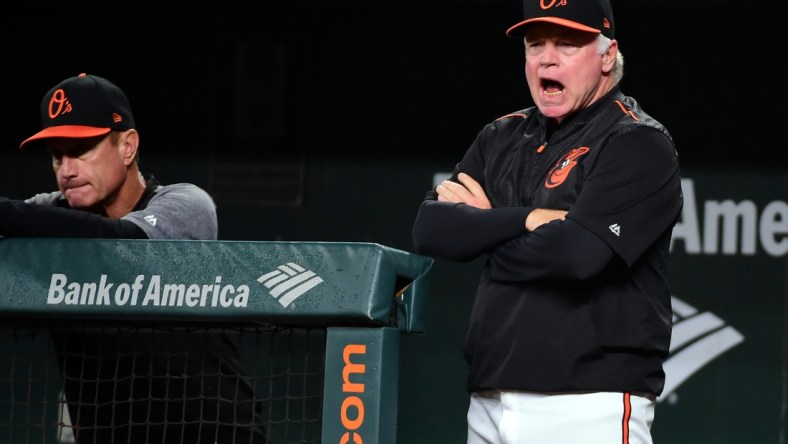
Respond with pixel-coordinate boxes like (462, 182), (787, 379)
(1, 73), (267, 444)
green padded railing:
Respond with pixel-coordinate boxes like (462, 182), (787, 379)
(0, 239), (433, 444)
(0, 239), (433, 333)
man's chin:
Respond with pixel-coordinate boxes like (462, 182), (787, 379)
(539, 107), (570, 123)
(63, 193), (97, 210)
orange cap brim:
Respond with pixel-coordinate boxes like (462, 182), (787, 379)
(506, 18), (602, 37)
(20, 125), (111, 149)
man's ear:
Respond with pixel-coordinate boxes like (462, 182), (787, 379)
(120, 129), (140, 166)
(602, 40), (618, 72)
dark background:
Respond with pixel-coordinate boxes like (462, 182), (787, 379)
(2, 0), (786, 241)
(1, 1), (786, 442)
(3, 0), (787, 172)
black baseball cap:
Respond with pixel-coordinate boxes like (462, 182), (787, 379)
(20, 73), (135, 149)
(506, 0), (615, 39)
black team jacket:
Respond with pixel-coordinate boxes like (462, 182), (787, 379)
(412, 86), (683, 396)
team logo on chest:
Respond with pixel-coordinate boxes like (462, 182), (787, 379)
(544, 147), (590, 189)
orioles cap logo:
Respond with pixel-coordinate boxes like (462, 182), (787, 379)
(540, 0), (566, 10)
(48, 89), (73, 119)
(544, 147), (589, 189)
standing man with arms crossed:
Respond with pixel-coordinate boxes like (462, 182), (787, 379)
(412, 1), (682, 443)
(1, 73), (267, 443)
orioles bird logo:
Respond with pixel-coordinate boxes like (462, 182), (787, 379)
(544, 147), (589, 189)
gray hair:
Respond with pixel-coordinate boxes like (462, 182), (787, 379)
(597, 35), (624, 84)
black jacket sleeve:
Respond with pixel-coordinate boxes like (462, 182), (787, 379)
(569, 128), (682, 266)
(487, 217), (615, 281)
(412, 118), (536, 262)
(0, 197), (148, 238)
(412, 200), (533, 262)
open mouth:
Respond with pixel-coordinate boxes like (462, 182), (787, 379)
(541, 79), (565, 97)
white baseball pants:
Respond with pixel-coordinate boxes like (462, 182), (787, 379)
(467, 390), (655, 444)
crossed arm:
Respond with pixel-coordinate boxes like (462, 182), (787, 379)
(413, 172), (615, 281)
(436, 172), (568, 231)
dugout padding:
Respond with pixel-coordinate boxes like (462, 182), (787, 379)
(0, 240), (433, 444)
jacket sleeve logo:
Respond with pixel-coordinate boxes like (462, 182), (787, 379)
(544, 147), (590, 189)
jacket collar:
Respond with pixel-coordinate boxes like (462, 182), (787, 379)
(535, 85), (623, 131)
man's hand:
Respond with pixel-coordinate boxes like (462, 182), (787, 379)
(436, 173), (492, 209)
(526, 208), (568, 231)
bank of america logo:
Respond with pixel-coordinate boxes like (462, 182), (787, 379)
(257, 262), (324, 308)
(658, 295), (745, 403)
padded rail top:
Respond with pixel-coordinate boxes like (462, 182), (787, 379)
(0, 239), (433, 333)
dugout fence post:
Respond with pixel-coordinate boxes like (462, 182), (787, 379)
(322, 327), (400, 444)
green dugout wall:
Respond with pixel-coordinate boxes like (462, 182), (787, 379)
(652, 170), (788, 443)
(0, 240), (433, 443)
